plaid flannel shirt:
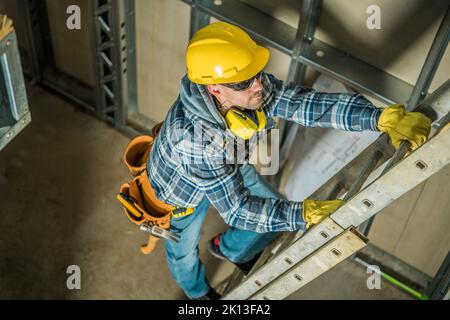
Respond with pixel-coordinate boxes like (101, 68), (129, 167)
(148, 73), (381, 233)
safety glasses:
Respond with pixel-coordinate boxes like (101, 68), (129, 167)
(221, 71), (262, 91)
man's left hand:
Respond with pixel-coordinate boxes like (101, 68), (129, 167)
(378, 104), (432, 150)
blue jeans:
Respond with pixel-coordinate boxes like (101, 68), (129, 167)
(165, 164), (285, 299)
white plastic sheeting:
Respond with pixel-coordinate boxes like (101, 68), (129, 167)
(283, 74), (381, 201)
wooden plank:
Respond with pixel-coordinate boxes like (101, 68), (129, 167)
(0, 0), (27, 50)
(0, 14), (13, 40)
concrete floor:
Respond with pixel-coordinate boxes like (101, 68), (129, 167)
(0, 84), (411, 299)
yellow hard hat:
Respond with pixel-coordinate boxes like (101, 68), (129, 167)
(186, 22), (270, 85)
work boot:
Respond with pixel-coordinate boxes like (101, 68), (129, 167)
(207, 234), (261, 275)
(192, 288), (222, 300)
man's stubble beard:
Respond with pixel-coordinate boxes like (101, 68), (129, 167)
(245, 93), (263, 110)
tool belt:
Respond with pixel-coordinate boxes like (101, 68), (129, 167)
(117, 123), (194, 254)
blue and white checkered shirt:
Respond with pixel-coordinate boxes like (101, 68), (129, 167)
(148, 72), (381, 233)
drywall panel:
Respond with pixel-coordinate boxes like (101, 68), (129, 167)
(430, 45), (450, 92)
(260, 45), (319, 86)
(242, 0), (450, 92)
(46, 0), (94, 86)
(370, 164), (450, 277)
(395, 166), (450, 275)
(261, 47), (290, 82)
(241, 0), (300, 28)
(395, 165), (450, 276)
(135, 0), (190, 123)
(368, 182), (426, 254)
(0, 0), (28, 51)
(315, 0), (449, 92)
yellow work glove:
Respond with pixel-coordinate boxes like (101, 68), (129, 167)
(377, 104), (431, 150)
(302, 199), (345, 229)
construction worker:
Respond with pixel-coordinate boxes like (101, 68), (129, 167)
(146, 22), (431, 300)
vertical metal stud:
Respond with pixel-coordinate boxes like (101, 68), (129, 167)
(427, 251), (450, 300)
(190, 0), (210, 39)
(123, 0), (137, 118)
(407, 7), (450, 110)
(273, 0), (323, 187)
(90, 0), (126, 128)
(19, 0), (44, 83)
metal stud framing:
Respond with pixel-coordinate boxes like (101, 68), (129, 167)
(16, 0), (132, 130)
(123, 0), (137, 118)
(90, 0), (127, 128)
(407, 7), (450, 110)
(19, 0), (44, 83)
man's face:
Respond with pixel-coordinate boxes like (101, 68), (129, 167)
(206, 74), (264, 111)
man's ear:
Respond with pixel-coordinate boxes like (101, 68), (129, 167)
(206, 84), (221, 98)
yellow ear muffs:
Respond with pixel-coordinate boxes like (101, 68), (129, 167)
(225, 107), (267, 140)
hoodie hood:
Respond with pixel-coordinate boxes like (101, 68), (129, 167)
(179, 75), (227, 130)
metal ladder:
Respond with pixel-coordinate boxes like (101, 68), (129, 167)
(217, 80), (450, 300)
